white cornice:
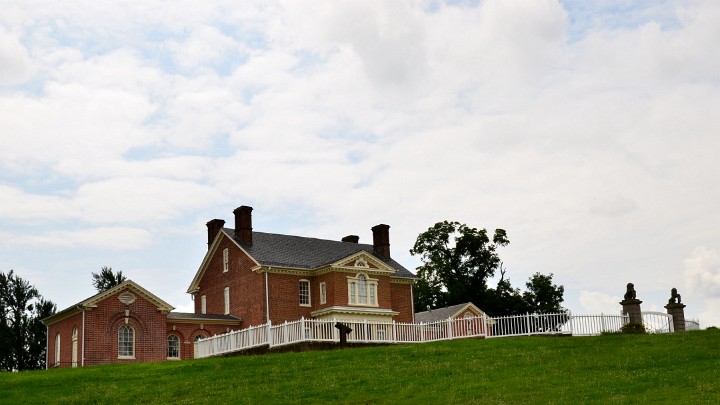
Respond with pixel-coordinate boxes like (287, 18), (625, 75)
(310, 306), (399, 317)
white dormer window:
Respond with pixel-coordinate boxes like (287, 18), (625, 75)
(354, 258), (369, 268)
(347, 273), (378, 307)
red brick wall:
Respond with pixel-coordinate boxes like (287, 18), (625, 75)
(195, 235), (266, 326)
(166, 322), (239, 360)
(47, 312), (82, 368)
(391, 282), (414, 323)
(267, 273), (313, 323)
(82, 289), (169, 366)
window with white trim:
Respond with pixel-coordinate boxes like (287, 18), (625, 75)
(347, 273), (378, 306)
(224, 287), (230, 315)
(55, 333), (60, 366)
(201, 295), (207, 314)
(319, 282), (327, 305)
(167, 335), (180, 359)
(299, 279), (311, 306)
(349, 282), (357, 304)
(118, 325), (134, 358)
(71, 327), (78, 368)
(223, 248), (229, 272)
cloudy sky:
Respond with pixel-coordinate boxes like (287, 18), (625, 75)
(2, 0), (719, 327)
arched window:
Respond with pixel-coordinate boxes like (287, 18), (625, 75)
(194, 334), (207, 342)
(167, 335), (180, 359)
(54, 333), (61, 367)
(71, 327), (78, 368)
(347, 273), (378, 306)
(118, 325), (135, 358)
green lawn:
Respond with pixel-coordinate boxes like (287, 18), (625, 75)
(2, 330), (719, 404)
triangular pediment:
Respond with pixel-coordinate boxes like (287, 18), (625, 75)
(82, 280), (175, 313)
(332, 251), (394, 273)
(43, 280), (175, 325)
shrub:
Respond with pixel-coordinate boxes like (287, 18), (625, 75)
(620, 322), (646, 334)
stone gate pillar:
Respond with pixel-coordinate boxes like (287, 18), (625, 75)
(619, 283), (643, 324)
(664, 287), (686, 332)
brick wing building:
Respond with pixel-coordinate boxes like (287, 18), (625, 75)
(43, 205), (416, 367)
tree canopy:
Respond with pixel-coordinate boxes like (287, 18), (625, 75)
(0, 270), (56, 371)
(91, 266), (127, 292)
(411, 221), (565, 316)
(410, 221), (509, 311)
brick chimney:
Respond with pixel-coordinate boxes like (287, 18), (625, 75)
(342, 235), (359, 243)
(206, 219), (226, 249)
(371, 224), (390, 259)
(233, 206), (253, 245)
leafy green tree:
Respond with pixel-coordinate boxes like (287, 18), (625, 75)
(523, 272), (565, 314)
(91, 266), (126, 292)
(410, 221), (509, 310)
(0, 270), (56, 371)
(411, 222), (566, 317)
(484, 265), (528, 316)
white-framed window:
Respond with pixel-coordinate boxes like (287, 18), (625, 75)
(319, 282), (327, 305)
(118, 325), (135, 359)
(347, 273), (378, 306)
(349, 282), (357, 304)
(71, 327), (78, 368)
(167, 335), (180, 359)
(223, 248), (229, 272)
(201, 295), (207, 314)
(299, 279), (311, 306)
(224, 287), (230, 315)
(55, 332), (60, 367)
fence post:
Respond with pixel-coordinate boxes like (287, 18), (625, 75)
(601, 313), (606, 332)
(526, 313), (531, 336)
(447, 318), (453, 339)
(267, 320), (273, 347)
(301, 317), (306, 341)
(392, 320), (397, 343)
(568, 310), (573, 336)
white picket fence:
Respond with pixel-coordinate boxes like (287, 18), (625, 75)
(194, 311), (678, 359)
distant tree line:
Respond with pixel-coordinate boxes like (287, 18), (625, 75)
(411, 221), (565, 316)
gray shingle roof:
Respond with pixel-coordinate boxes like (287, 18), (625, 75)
(415, 303), (477, 323)
(229, 229), (416, 279)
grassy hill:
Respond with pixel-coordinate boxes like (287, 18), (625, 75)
(3, 329), (719, 404)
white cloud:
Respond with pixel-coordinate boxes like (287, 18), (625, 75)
(0, 27), (32, 85)
(579, 290), (622, 314)
(0, 227), (153, 250)
(684, 246), (720, 298)
(1, 0), (719, 323)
